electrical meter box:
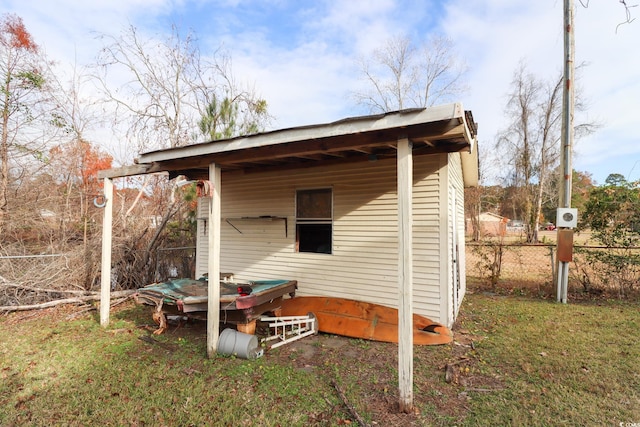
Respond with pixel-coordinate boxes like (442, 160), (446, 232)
(556, 208), (578, 228)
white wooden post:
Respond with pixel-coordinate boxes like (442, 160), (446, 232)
(100, 177), (114, 327)
(206, 164), (222, 358)
(397, 137), (414, 413)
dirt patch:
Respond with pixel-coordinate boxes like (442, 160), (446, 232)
(140, 307), (494, 424)
(252, 311), (501, 425)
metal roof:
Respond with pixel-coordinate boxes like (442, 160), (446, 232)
(98, 102), (479, 185)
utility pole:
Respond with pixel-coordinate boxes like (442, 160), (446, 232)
(556, 0), (575, 303)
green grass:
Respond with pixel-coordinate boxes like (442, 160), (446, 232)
(458, 295), (640, 426)
(0, 307), (337, 426)
(1, 295), (639, 426)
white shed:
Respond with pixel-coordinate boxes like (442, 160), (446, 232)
(192, 138), (472, 327)
(97, 103), (478, 410)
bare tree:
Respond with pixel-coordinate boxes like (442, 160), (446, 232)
(617, 0), (637, 30)
(353, 34), (467, 113)
(577, 0), (637, 31)
(496, 62), (596, 242)
(464, 186), (481, 241)
(89, 24), (273, 288)
(92, 24), (270, 154)
(497, 64), (562, 242)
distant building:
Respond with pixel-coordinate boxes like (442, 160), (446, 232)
(476, 212), (508, 236)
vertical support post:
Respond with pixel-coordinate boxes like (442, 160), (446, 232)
(397, 137), (414, 413)
(100, 177), (114, 327)
(557, 0), (575, 303)
(207, 164), (222, 358)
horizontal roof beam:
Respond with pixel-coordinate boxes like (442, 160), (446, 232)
(97, 164), (155, 179)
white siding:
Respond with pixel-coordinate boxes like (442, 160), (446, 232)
(195, 198), (210, 278)
(413, 155), (446, 321)
(195, 154), (449, 323)
(447, 152), (467, 323)
(437, 155), (451, 325)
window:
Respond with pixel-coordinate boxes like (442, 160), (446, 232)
(296, 188), (332, 254)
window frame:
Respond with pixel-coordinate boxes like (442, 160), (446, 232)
(295, 187), (333, 254)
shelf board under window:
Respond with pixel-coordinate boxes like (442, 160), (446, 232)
(223, 216), (288, 237)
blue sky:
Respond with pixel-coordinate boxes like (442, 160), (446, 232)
(2, 0), (639, 185)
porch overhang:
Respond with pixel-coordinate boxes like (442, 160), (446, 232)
(98, 103), (478, 185)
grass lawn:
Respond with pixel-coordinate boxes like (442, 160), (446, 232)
(1, 292), (639, 426)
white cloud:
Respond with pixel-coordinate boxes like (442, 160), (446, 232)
(3, 0), (638, 181)
(440, 0), (640, 184)
(570, 2), (640, 182)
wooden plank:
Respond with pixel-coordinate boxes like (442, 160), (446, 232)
(279, 297), (452, 345)
(207, 165), (222, 358)
(100, 177), (114, 327)
(97, 164), (155, 179)
(397, 137), (414, 412)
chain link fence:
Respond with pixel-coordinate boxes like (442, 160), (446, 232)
(3, 244), (638, 306)
(154, 246), (196, 282)
(466, 242), (640, 297)
(466, 243), (556, 288)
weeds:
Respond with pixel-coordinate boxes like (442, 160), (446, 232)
(573, 246), (640, 297)
(470, 240), (507, 287)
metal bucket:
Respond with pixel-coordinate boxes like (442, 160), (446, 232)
(217, 328), (263, 359)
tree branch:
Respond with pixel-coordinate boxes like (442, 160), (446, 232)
(0, 290), (135, 312)
(331, 380), (368, 427)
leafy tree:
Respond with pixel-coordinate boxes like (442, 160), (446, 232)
(199, 95), (268, 141)
(352, 34), (467, 112)
(569, 170), (595, 216)
(582, 175), (640, 247)
(47, 139), (111, 283)
(0, 13), (50, 235)
(577, 174), (640, 296)
(543, 169), (595, 225)
(604, 173), (626, 186)
(48, 139), (113, 222)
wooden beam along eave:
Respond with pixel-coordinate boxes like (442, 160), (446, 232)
(121, 120), (468, 174)
(97, 164), (156, 179)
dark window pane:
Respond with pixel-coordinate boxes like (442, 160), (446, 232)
(297, 224), (332, 254)
(296, 189), (332, 219)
